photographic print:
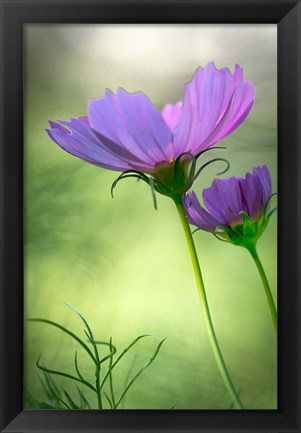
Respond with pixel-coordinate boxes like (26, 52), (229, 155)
(24, 24), (277, 410)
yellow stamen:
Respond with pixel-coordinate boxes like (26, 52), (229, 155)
(169, 158), (175, 164)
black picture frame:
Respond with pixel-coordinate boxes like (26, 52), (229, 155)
(0, 0), (300, 432)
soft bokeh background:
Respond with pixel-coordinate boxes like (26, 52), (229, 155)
(24, 24), (277, 409)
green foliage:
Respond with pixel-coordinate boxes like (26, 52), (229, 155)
(27, 304), (166, 409)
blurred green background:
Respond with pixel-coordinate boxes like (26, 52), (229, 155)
(24, 24), (277, 409)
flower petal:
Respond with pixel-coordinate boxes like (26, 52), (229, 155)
(239, 165), (272, 219)
(173, 62), (254, 155)
(184, 191), (222, 232)
(252, 165), (272, 203)
(46, 118), (155, 172)
(161, 101), (182, 131)
(207, 65), (255, 147)
(239, 173), (261, 217)
(184, 165), (273, 235)
(203, 177), (244, 226)
(88, 89), (173, 165)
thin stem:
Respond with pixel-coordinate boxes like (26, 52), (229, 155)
(95, 363), (102, 409)
(108, 338), (116, 409)
(174, 197), (244, 409)
(247, 244), (277, 335)
(89, 336), (102, 409)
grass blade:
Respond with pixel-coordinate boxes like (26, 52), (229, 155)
(43, 371), (61, 397)
(28, 318), (96, 363)
(39, 373), (68, 409)
(87, 339), (117, 365)
(103, 391), (113, 409)
(65, 303), (102, 385)
(74, 351), (85, 381)
(25, 389), (57, 409)
(228, 388), (242, 409)
(120, 354), (138, 409)
(65, 303), (94, 341)
(108, 337), (116, 409)
(63, 389), (80, 409)
(76, 386), (91, 409)
(36, 354), (96, 392)
(39, 376), (53, 401)
(99, 334), (151, 390)
(115, 338), (166, 408)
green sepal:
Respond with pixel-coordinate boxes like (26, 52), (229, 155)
(110, 150), (230, 204)
(267, 207), (277, 219)
(111, 170), (169, 209)
(257, 193), (277, 234)
(216, 225), (244, 246)
(195, 146), (227, 161)
(174, 152), (195, 193)
(212, 232), (231, 243)
(216, 223), (257, 248)
(153, 161), (175, 191)
(149, 177), (157, 210)
(263, 192), (277, 215)
(153, 152), (196, 199)
(173, 155), (186, 188)
(215, 198), (278, 248)
(187, 156), (197, 187)
(259, 193), (277, 228)
(240, 211), (256, 238)
(111, 170), (150, 198)
(194, 157), (230, 182)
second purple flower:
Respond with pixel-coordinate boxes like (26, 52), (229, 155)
(184, 165), (275, 246)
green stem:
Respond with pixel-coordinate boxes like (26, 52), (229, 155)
(95, 364), (102, 409)
(247, 244), (277, 335)
(108, 338), (116, 409)
(92, 343), (102, 409)
(174, 197), (244, 409)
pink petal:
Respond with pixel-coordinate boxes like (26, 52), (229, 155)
(173, 62), (254, 155)
(161, 101), (182, 131)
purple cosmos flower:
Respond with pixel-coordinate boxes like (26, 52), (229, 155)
(47, 62), (254, 199)
(184, 165), (276, 246)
